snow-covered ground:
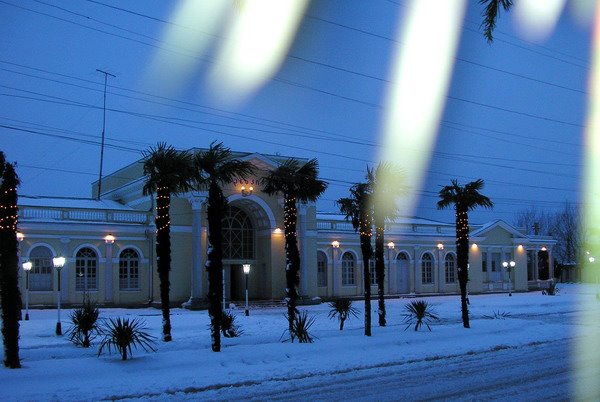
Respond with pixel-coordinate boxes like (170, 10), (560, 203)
(1, 284), (599, 401)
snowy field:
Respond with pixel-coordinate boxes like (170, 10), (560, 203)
(1, 284), (599, 401)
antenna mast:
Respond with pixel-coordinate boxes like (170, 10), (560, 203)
(96, 69), (116, 200)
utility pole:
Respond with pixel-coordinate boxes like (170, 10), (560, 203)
(96, 69), (116, 200)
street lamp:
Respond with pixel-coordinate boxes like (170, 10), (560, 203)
(52, 256), (65, 335)
(502, 260), (516, 296)
(589, 256), (598, 300)
(22, 261), (32, 320)
(243, 263), (251, 316)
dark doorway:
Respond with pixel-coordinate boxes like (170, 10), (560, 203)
(230, 264), (242, 300)
(538, 250), (549, 280)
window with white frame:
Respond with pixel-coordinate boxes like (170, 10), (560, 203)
(342, 252), (356, 286)
(29, 246), (53, 291)
(369, 258), (376, 285)
(421, 253), (433, 284)
(76, 247), (98, 291)
(222, 206), (254, 260)
(445, 253), (456, 283)
(119, 248), (140, 290)
(317, 251), (327, 287)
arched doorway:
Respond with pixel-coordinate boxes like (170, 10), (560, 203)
(396, 252), (410, 293)
(222, 206), (255, 301)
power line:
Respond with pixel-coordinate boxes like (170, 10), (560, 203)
(3, 0), (587, 129)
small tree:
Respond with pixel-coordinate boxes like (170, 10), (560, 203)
(368, 163), (406, 327)
(98, 317), (157, 361)
(338, 181), (373, 336)
(0, 152), (22, 368)
(263, 158), (327, 338)
(328, 298), (359, 330)
(142, 143), (194, 342)
(192, 142), (254, 352)
(438, 179), (493, 328)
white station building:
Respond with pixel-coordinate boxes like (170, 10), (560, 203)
(16, 151), (556, 307)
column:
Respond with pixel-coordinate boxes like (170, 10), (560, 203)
(298, 203), (308, 297)
(105, 240), (114, 302)
(331, 246), (339, 296)
(183, 195), (206, 309)
(534, 251), (539, 281)
(60, 237), (70, 302)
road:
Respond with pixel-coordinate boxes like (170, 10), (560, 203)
(159, 339), (598, 401)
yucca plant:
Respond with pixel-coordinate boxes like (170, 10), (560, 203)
(98, 317), (157, 361)
(483, 310), (512, 320)
(542, 281), (558, 295)
(284, 310), (316, 343)
(328, 298), (359, 330)
(402, 300), (439, 332)
(221, 310), (244, 338)
(67, 296), (100, 347)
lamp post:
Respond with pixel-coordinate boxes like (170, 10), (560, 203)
(502, 260), (516, 296)
(387, 242), (395, 292)
(589, 256), (597, 300)
(22, 261), (32, 320)
(243, 263), (251, 316)
(52, 256), (65, 335)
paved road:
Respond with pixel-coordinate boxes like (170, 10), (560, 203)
(164, 339), (598, 401)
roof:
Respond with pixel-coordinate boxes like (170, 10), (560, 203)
(19, 195), (134, 211)
(316, 212), (453, 226)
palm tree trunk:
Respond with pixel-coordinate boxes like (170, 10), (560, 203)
(283, 195), (301, 338)
(456, 206), (470, 328)
(0, 164), (22, 368)
(360, 233), (372, 336)
(155, 187), (172, 342)
(206, 181), (224, 352)
(375, 219), (386, 327)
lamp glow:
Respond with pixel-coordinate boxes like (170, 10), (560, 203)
(22, 261), (32, 271)
(16, 232), (24, 242)
(331, 240), (340, 248)
(387, 241), (395, 249)
(437, 243), (444, 250)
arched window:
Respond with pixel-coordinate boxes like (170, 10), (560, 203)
(421, 253), (433, 284)
(76, 247), (98, 291)
(342, 252), (355, 286)
(29, 246), (53, 291)
(445, 253), (456, 283)
(222, 206), (254, 260)
(369, 258), (377, 285)
(396, 252), (409, 262)
(119, 248), (140, 290)
(317, 251), (327, 287)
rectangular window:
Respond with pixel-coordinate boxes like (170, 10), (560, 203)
(119, 259), (140, 290)
(342, 262), (355, 286)
(317, 260), (327, 287)
(30, 257), (53, 291)
(491, 252), (501, 272)
(369, 259), (377, 285)
(76, 261), (97, 291)
(482, 252), (488, 272)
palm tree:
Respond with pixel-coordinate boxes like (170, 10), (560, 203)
(368, 162), (405, 327)
(263, 158), (327, 336)
(338, 181), (373, 336)
(480, 0), (513, 43)
(142, 143), (193, 342)
(191, 142), (254, 352)
(437, 179), (493, 328)
(0, 152), (22, 368)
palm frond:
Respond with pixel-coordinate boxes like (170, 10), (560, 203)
(142, 142), (193, 196)
(479, 0), (513, 43)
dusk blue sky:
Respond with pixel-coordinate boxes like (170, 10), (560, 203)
(0, 0), (592, 224)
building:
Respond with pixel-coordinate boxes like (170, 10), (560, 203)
(16, 151), (556, 307)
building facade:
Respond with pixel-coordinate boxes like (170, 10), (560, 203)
(16, 152), (556, 307)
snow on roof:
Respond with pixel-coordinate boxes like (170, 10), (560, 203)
(19, 195), (134, 211)
(316, 212), (453, 226)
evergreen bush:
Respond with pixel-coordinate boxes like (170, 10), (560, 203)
(221, 310), (243, 338)
(328, 298), (359, 330)
(98, 317), (156, 361)
(284, 310), (316, 343)
(67, 296), (100, 347)
(402, 300), (439, 331)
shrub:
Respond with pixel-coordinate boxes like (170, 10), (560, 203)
(542, 281), (558, 295)
(328, 298), (359, 330)
(221, 310), (244, 338)
(284, 310), (316, 343)
(483, 310), (512, 320)
(402, 300), (439, 331)
(98, 317), (157, 361)
(66, 296), (100, 348)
